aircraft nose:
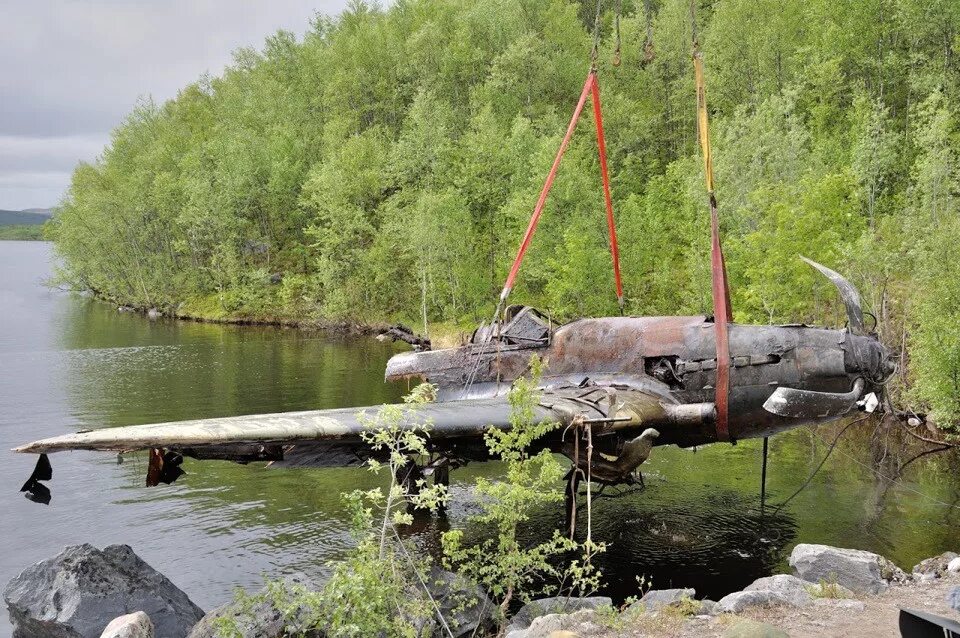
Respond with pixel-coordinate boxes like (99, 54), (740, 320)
(846, 334), (896, 384)
(870, 338), (898, 383)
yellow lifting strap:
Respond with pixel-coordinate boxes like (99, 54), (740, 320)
(693, 51), (714, 195)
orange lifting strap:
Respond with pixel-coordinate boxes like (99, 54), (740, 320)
(694, 43), (733, 442)
(498, 71), (624, 315)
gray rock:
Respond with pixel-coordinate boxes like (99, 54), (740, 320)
(507, 596), (611, 633)
(789, 543), (906, 594)
(743, 574), (813, 607)
(912, 552), (958, 580)
(99, 612), (154, 638)
(630, 587), (696, 612)
(507, 609), (599, 638)
(698, 599), (719, 615)
(948, 586), (960, 613)
(146, 308), (160, 320)
(186, 573), (321, 638)
(949, 557), (960, 574)
(424, 568), (496, 638)
(721, 618), (789, 638)
(3, 544), (204, 638)
(716, 590), (794, 613)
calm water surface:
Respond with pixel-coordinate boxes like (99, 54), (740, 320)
(2, 241), (959, 634)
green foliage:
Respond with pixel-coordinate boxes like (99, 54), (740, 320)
(805, 577), (849, 600)
(218, 385), (447, 637)
(52, 0), (960, 427)
(0, 225), (46, 240)
(442, 357), (604, 629)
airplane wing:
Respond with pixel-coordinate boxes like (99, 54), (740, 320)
(13, 398), (566, 455)
(12, 383), (708, 501)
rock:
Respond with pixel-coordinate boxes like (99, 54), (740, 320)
(743, 574), (814, 607)
(789, 543), (907, 594)
(721, 618), (789, 638)
(948, 586), (960, 613)
(99, 612), (154, 638)
(146, 308), (160, 319)
(698, 599), (719, 615)
(3, 544), (204, 638)
(716, 590), (794, 613)
(425, 568), (496, 638)
(949, 557), (960, 574)
(628, 587), (696, 613)
(506, 610), (599, 638)
(912, 552), (958, 580)
(507, 597), (611, 633)
(186, 573), (321, 638)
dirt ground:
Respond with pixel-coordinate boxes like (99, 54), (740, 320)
(588, 573), (960, 637)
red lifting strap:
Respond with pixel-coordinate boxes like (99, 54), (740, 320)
(499, 72), (624, 312)
(590, 76), (625, 312)
(709, 193), (732, 442)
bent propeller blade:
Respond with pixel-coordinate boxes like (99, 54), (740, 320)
(800, 256), (866, 335)
(763, 378), (865, 419)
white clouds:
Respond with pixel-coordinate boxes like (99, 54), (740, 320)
(0, 0), (350, 210)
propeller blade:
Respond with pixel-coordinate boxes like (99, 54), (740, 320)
(763, 378), (865, 418)
(800, 256), (866, 335)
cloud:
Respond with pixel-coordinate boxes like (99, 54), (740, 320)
(0, 0), (350, 210)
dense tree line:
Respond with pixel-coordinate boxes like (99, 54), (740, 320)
(52, 0), (960, 426)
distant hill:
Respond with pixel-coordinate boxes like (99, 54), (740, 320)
(0, 209), (53, 226)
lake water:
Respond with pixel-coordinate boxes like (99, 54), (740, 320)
(2, 241), (959, 634)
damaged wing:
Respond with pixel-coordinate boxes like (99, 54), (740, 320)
(13, 398), (566, 456)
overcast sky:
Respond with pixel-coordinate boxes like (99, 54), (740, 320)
(0, 0), (351, 211)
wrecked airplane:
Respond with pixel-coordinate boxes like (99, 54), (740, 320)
(14, 258), (896, 509)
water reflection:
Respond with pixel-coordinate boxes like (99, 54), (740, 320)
(433, 474), (798, 602)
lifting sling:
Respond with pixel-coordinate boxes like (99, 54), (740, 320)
(498, 70), (624, 316)
(692, 5), (733, 442)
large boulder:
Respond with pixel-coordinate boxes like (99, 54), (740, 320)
(743, 574), (814, 607)
(789, 543), (906, 594)
(4, 544), (204, 638)
(629, 588), (696, 613)
(506, 596), (611, 633)
(99, 612), (154, 638)
(505, 609), (601, 638)
(716, 591), (794, 613)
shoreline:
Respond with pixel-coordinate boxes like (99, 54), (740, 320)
(103, 292), (471, 348)
(5, 542), (959, 637)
